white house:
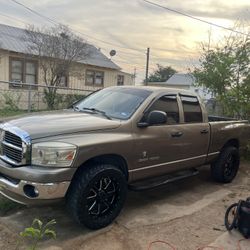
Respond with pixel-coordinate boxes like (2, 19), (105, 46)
(147, 73), (213, 102)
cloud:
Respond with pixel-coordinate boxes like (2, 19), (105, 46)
(0, 0), (249, 83)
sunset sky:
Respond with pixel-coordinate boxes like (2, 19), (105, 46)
(0, 0), (249, 83)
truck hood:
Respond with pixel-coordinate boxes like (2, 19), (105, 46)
(4, 110), (121, 140)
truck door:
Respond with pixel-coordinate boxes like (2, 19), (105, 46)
(131, 94), (210, 181)
(132, 94), (185, 180)
(175, 95), (210, 167)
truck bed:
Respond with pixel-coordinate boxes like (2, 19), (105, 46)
(208, 115), (237, 122)
(207, 119), (250, 161)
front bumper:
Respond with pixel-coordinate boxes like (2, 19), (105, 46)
(0, 159), (76, 205)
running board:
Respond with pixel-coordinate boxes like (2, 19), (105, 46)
(128, 168), (199, 191)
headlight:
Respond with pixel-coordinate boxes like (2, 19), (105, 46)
(32, 142), (77, 167)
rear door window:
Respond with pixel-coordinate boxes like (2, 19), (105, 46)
(180, 95), (203, 123)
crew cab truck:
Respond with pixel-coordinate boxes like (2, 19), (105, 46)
(0, 86), (249, 229)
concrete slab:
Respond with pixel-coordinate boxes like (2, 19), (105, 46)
(118, 189), (231, 228)
(208, 231), (250, 250)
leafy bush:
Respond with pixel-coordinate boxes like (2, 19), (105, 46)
(63, 93), (86, 108)
(1, 92), (22, 111)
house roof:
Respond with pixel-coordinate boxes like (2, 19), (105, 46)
(166, 73), (195, 86)
(148, 73), (196, 86)
(0, 23), (120, 70)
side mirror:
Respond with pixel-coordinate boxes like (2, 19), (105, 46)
(137, 110), (167, 127)
(148, 110), (167, 125)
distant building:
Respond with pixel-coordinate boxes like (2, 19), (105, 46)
(147, 73), (213, 102)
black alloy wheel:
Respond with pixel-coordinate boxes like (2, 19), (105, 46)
(211, 146), (240, 183)
(67, 164), (127, 230)
(86, 176), (119, 216)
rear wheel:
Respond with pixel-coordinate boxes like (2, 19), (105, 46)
(66, 164), (127, 230)
(211, 146), (240, 183)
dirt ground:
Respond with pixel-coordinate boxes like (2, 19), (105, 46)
(0, 162), (250, 250)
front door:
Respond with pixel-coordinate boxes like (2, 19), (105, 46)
(131, 94), (210, 182)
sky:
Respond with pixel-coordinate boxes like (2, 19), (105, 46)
(0, 0), (249, 83)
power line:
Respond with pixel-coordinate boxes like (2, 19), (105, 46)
(100, 47), (146, 58)
(5, 0), (194, 73)
(112, 58), (155, 71)
(10, 0), (57, 25)
(9, 0), (146, 54)
(142, 0), (249, 36)
(0, 13), (148, 70)
(0, 12), (146, 59)
(0, 11), (29, 26)
(5, 0), (200, 61)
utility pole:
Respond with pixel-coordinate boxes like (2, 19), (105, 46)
(145, 47), (150, 86)
(133, 67), (136, 85)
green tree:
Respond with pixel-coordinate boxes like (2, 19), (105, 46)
(146, 64), (177, 82)
(193, 32), (250, 118)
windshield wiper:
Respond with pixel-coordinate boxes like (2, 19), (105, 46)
(73, 106), (80, 111)
(82, 107), (112, 120)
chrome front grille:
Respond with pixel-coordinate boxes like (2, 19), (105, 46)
(2, 140), (23, 163)
(0, 124), (31, 166)
(4, 131), (22, 148)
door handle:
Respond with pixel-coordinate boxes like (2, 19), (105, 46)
(171, 131), (183, 137)
(200, 129), (209, 134)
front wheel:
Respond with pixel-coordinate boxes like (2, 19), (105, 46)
(211, 146), (240, 183)
(66, 164), (127, 230)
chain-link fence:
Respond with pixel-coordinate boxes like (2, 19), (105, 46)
(0, 80), (100, 119)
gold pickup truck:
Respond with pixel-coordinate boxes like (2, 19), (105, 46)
(0, 86), (249, 229)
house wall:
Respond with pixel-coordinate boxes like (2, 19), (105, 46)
(0, 51), (134, 110)
(68, 64), (133, 90)
(0, 50), (9, 88)
(122, 72), (134, 86)
(2, 51), (133, 88)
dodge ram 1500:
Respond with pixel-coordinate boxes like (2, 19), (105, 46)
(0, 86), (249, 229)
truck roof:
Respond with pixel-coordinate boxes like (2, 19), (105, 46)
(110, 85), (196, 96)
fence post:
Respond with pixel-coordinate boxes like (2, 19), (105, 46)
(28, 83), (31, 112)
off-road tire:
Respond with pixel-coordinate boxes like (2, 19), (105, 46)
(66, 164), (127, 230)
(211, 146), (240, 183)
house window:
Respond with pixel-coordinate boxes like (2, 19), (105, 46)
(9, 57), (37, 88)
(58, 75), (68, 87)
(10, 60), (22, 83)
(86, 70), (104, 86)
(117, 75), (124, 86)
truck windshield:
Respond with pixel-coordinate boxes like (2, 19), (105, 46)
(74, 87), (152, 120)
